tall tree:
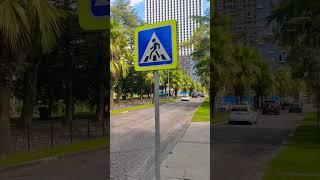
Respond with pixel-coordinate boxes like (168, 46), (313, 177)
(110, 19), (130, 107)
(0, 0), (29, 154)
(0, 0), (30, 154)
(20, 0), (64, 126)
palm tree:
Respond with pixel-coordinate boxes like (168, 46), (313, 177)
(0, 0), (29, 155)
(274, 67), (292, 104)
(110, 19), (130, 107)
(230, 46), (261, 104)
(170, 70), (184, 98)
(20, 0), (64, 126)
(0, 0), (64, 154)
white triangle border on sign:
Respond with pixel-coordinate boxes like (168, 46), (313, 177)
(140, 32), (171, 64)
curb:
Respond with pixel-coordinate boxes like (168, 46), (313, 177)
(143, 99), (203, 179)
(0, 146), (107, 173)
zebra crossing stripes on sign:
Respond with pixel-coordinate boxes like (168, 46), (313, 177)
(134, 20), (178, 71)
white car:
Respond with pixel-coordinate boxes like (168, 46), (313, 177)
(181, 95), (191, 101)
(228, 105), (257, 125)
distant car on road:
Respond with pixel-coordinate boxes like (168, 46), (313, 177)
(288, 103), (303, 113)
(281, 102), (291, 110)
(191, 92), (199, 98)
(228, 105), (257, 125)
(199, 93), (205, 97)
(181, 95), (191, 101)
(262, 100), (281, 115)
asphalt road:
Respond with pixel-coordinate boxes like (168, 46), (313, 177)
(110, 98), (203, 179)
(0, 98), (203, 180)
(213, 110), (305, 180)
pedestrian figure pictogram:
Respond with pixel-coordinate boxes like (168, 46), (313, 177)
(140, 33), (171, 63)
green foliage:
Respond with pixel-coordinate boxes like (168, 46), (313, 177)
(269, 0), (320, 100)
(0, 0), (30, 54)
(263, 113), (320, 180)
(192, 98), (229, 123)
(188, 14), (272, 100)
(0, 136), (109, 169)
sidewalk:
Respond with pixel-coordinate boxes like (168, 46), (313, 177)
(154, 122), (210, 180)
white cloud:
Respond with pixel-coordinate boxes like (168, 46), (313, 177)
(130, 0), (143, 6)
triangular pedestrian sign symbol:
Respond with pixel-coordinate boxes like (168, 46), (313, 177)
(140, 33), (171, 63)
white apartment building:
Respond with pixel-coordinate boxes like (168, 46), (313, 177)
(145, 0), (203, 77)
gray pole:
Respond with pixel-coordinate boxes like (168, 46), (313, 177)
(168, 70), (170, 99)
(154, 70), (160, 179)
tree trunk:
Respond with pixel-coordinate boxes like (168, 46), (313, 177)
(140, 83), (143, 100)
(21, 62), (39, 126)
(96, 33), (107, 122)
(116, 81), (121, 105)
(96, 62), (106, 122)
(0, 58), (12, 155)
(64, 58), (73, 124)
(0, 84), (11, 155)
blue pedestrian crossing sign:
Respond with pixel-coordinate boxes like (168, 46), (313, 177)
(78, 0), (109, 30)
(134, 20), (178, 71)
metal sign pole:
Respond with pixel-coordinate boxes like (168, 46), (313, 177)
(154, 70), (160, 180)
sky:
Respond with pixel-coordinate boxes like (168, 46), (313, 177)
(112, 0), (210, 20)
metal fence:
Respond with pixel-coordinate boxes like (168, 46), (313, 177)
(111, 96), (172, 111)
(10, 119), (106, 152)
(9, 96), (174, 152)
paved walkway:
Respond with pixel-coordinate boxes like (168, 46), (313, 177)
(153, 122), (210, 180)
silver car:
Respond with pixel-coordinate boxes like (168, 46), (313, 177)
(228, 105), (257, 125)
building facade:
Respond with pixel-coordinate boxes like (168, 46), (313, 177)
(217, 0), (285, 69)
(217, 0), (257, 46)
(145, 0), (203, 78)
(255, 0), (285, 70)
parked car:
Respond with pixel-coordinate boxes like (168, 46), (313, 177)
(228, 105), (257, 125)
(281, 102), (291, 110)
(289, 103), (303, 113)
(199, 93), (205, 97)
(191, 92), (199, 98)
(181, 95), (191, 101)
(262, 100), (281, 115)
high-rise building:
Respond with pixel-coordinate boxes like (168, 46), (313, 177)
(217, 0), (285, 69)
(217, 0), (257, 46)
(145, 0), (203, 78)
(256, 0), (285, 70)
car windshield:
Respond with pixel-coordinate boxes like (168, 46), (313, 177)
(231, 106), (248, 111)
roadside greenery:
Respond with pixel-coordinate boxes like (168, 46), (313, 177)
(268, 0), (320, 122)
(0, 136), (108, 169)
(192, 98), (229, 123)
(263, 113), (320, 180)
(0, 0), (205, 156)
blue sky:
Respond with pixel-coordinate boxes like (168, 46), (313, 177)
(112, 0), (210, 20)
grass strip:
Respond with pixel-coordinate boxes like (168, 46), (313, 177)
(263, 112), (320, 180)
(192, 98), (229, 123)
(0, 136), (108, 169)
